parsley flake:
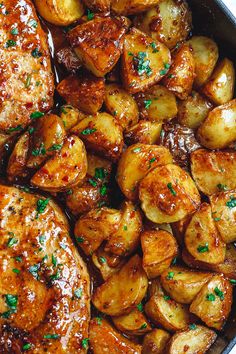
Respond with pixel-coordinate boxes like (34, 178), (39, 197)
(81, 128), (96, 135)
(226, 196), (236, 208)
(144, 99), (152, 109)
(167, 271), (174, 280)
(206, 293), (215, 301)
(214, 287), (224, 300)
(197, 243), (209, 253)
(167, 182), (177, 196)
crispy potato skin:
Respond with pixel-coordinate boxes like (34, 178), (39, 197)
(83, 0), (110, 12)
(124, 120), (162, 145)
(92, 247), (125, 281)
(111, 0), (160, 15)
(56, 46), (82, 72)
(112, 308), (151, 335)
(142, 329), (171, 354)
(7, 132), (30, 181)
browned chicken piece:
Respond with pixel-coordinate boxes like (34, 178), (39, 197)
(0, 185), (90, 353)
(0, 0), (54, 136)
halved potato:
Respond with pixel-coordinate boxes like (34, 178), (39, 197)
(139, 164), (201, 223)
(124, 120), (162, 145)
(111, 0), (160, 15)
(190, 275), (233, 330)
(117, 144), (173, 200)
(163, 44), (195, 100)
(68, 17), (127, 77)
(83, 0), (110, 12)
(135, 85), (177, 123)
(148, 278), (165, 298)
(112, 308), (151, 336)
(122, 28), (171, 93)
(160, 266), (212, 304)
(141, 230), (178, 279)
(89, 318), (142, 354)
(177, 91), (212, 129)
(171, 214), (192, 246)
(187, 36), (219, 88)
(167, 325), (217, 354)
(190, 148), (236, 196)
(202, 58), (235, 105)
(60, 105), (83, 131)
(86, 153), (112, 178)
(104, 83), (139, 130)
(197, 99), (236, 149)
(142, 329), (171, 354)
(92, 255), (148, 316)
(7, 132), (30, 181)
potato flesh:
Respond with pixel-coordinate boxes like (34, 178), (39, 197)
(124, 120), (162, 145)
(7, 132), (30, 181)
(92, 247), (125, 281)
(142, 329), (171, 354)
(112, 308), (151, 335)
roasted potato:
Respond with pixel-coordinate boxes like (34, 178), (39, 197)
(139, 164), (201, 223)
(68, 17), (127, 77)
(71, 112), (124, 162)
(111, 0), (160, 15)
(141, 230), (178, 279)
(135, 85), (177, 123)
(34, 0), (84, 26)
(124, 120), (162, 145)
(167, 325), (217, 354)
(197, 99), (236, 149)
(7, 132), (30, 181)
(184, 203), (226, 265)
(92, 255), (148, 315)
(112, 308), (151, 336)
(187, 36), (219, 88)
(163, 44), (195, 100)
(191, 148), (236, 196)
(202, 58), (235, 105)
(83, 0), (110, 12)
(104, 83), (139, 130)
(56, 46), (82, 73)
(160, 266), (212, 304)
(122, 28), (171, 93)
(142, 329), (171, 354)
(137, 0), (191, 49)
(57, 75), (105, 114)
(190, 274), (233, 330)
(31, 135), (87, 192)
(60, 105), (83, 131)
(117, 144), (173, 200)
(148, 278), (165, 298)
(171, 214), (192, 246)
(177, 91), (213, 129)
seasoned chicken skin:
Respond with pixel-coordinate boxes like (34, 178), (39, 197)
(0, 185), (90, 353)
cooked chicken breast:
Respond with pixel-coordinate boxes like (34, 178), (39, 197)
(0, 185), (90, 353)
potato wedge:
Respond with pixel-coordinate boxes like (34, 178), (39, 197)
(122, 28), (171, 93)
(68, 17), (127, 77)
(190, 275), (233, 330)
(148, 278), (165, 298)
(135, 85), (177, 123)
(86, 153), (112, 178)
(185, 203), (226, 265)
(187, 36), (219, 88)
(89, 318), (142, 354)
(83, 0), (110, 12)
(117, 144), (173, 200)
(202, 58), (235, 105)
(171, 214), (192, 246)
(177, 91), (212, 129)
(191, 148), (236, 196)
(142, 329), (171, 354)
(31, 135), (87, 192)
(163, 44), (195, 100)
(197, 99), (236, 149)
(111, 0), (160, 15)
(71, 112), (123, 162)
(60, 105), (83, 131)
(160, 266), (212, 304)
(167, 325), (217, 354)
(141, 230), (178, 279)
(92, 255), (148, 316)
(104, 83), (139, 130)
(56, 46), (82, 73)
(136, 0), (192, 49)
(112, 308), (151, 335)
(139, 164), (201, 223)
(7, 132), (30, 181)
(124, 120), (162, 145)
(57, 75), (105, 115)
(34, 0), (84, 26)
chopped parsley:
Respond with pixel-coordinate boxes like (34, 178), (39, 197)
(28, 127), (35, 134)
(28, 19), (38, 28)
(39, 235), (46, 245)
(160, 63), (171, 76)
(81, 128), (96, 135)
(48, 144), (62, 151)
(15, 256), (22, 262)
(132, 147), (141, 153)
(11, 28), (18, 35)
(52, 254), (57, 267)
(7, 237), (18, 248)
(66, 189), (73, 195)
(30, 111), (44, 119)
(88, 178), (97, 187)
(44, 334), (60, 339)
(197, 243), (209, 253)
(123, 225), (128, 231)
(29, 264), (40, 280)
(81, 338), (89, 349)
(95, 167), (107, 180)
(25, 74), (31, 88)
(144, 100), (152, 109)
(36, 198), (50, 218)
(96, 316), (102, 325)
(6, 125), (23, 134)
(164, 295), (171, 301)
(189, 323), (197, 330)
(1, 294), (18, 318)
(167, 182), (177, 196)
(31, 48), (42, 58)
(22, 343), (32, 351)
(217, 183), (227, 191)
(140, 323), (147, 329)
(137, 303), (143, 312)
(87, 9), (94, 20)
(100, 185), (107, 196)
(133, 52), (152, 77)
(167, 271), (174, 280)
(214, 287), (224, 300)
(50, 269), (61, 281)
(99, 256), (106, 264)
(74, 288), (82, 299)
(206, 293), (215, 301)
(6, 40), (16, 48)
(32, 143), (46, 156)
(171, 257), (177, 266)
(12, 268), (20, 274)
(150, 42), (159, 53)
(230, 279), (236, 285)
(77, 237), (84, 243)
(226, 196), (236, 208)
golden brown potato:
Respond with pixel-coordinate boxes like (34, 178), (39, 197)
(92, 255), (148, 316)
(142, 329), (171, 354)
(124, 120), (162, 145)
(171, 214), (192, 246)
(34, 0), (84, 26)
(135, 0), (192, 49)
(167, 325), (217, 354)
(68, 17), (127, 77)
(83, 0), (110, 12)
(187, 36), (219, 88)
(141, 230), (178, 279)
(7, 132), (30, 181)
(191, 149), (236, 196)
(160, 266), (212, 304)
(177, 91), (212, 129)
(112, 308), (151, 335)
(60, 105), (83, 131)
(148, 278), (165, 298)
(122, 28), (171, 93)
(57, 75), (105, 115)
(202, 58), (235, 105)
(197, 99), (236, 149)
(111, 0), (160, 15)
(135, 85), (177, 123)
(139, 164), (201, 223)
(31, 135), (87, 192)
(104, 83), (139, 130)
(184, 203), (226, 265)
(190, 274), (233, 330)
(210, 191), (236, 244)
(163, 44), (195, 100)
(117, 144), (173, 200)
(89, 318), (142, 354)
